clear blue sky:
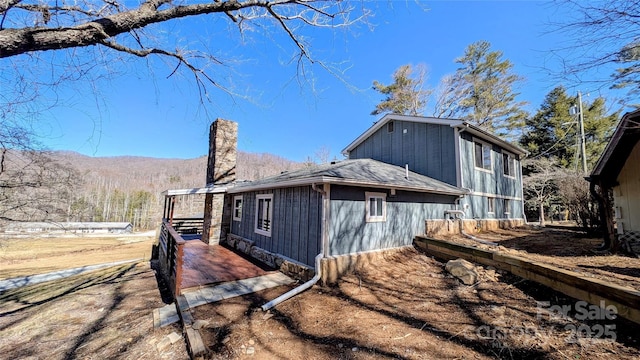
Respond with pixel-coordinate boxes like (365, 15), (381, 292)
(24, 1), (623, 161)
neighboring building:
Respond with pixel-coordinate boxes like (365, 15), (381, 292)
(342, 114), (527, 230)
(2, 222), (133, 234)
(590, 109), (640, 245)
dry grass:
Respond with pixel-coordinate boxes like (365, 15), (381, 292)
(0, 262), (188, 360)
(0, 233), (155, 279)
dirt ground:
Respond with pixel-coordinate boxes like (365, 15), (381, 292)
(0, 261), (189, 360)
(191, 228), (640, 360)
(0, 233), (155, 279)
(439, 226), (640, 290)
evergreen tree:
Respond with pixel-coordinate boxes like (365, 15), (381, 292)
(520, 86), (619, 170)
(371, 64), (431, 116)
(443, 41), (527, 137)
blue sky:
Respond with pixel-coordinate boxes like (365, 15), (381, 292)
(18, 1), (624, 161)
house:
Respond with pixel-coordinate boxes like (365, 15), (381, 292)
(158, 116), (526, 283)
(224, 158), (466, 281)
(590, 109), (640, 248)
(342, 114), (527, 231)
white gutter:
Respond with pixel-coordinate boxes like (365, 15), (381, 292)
(260, 183), (329, 311)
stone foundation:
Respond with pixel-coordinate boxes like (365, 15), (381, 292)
(225, 234), (314, 281)
(425, 218), (526, 237)
(319, 246), (414, 285)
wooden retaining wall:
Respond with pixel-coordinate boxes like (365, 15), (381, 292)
(414, 236), (640, 325)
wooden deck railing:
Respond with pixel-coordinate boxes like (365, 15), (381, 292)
(171, 217), (204, 236)
(158, 219), (187, 298)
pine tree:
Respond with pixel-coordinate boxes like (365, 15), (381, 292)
(520, 86), (619, 170)
(371, 64), (431, 116)
(443, 41), (527, 137)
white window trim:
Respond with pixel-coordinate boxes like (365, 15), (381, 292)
(487, 197), (495, 215)
(365, 192), (387, 223)
(502, 151), (516, 179)
(232, 195), (243, 221)
(473, 139), (493, 173)
(254, 194), (273, 237)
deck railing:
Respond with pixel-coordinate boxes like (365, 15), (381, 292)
(158, 219), (187, 298)
(171, 217), (204, 236)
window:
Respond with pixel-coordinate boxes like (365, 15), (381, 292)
(504, 199), (511, 215)
(503, 153), (515, 177)
(255, 194), (273, 237)
(474, 141), (492, 171)
(366, 192), (387, 222)
(232, 195), (243, 221)
(387, 121), (395, 133)
(488, 197), (495, 214)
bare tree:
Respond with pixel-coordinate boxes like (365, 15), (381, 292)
(522, 158), (562, 226)
(552, 1), (640, 99)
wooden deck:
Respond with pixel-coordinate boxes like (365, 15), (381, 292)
(180, 240), (276, 291)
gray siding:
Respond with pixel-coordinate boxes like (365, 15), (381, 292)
(328, 185), (457, 256)
(459, 132), (524, 219)
(349, 121), (457, 185)
(230, 186), (322, 266)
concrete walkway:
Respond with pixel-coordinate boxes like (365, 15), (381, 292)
(0, 258), (143, 292)
(154, 272), (295, 328)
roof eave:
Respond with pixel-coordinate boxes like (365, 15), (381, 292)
(341, 114), (464, 155)
(228, 175), (466, 196)
(454, 122), (528, 156)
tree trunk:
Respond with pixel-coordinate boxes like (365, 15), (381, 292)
(539, 201), (545, 227)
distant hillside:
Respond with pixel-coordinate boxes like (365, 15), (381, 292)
(42, 150), (302, 229)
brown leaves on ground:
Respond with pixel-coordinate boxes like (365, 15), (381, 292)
(192, 248), (640, 359)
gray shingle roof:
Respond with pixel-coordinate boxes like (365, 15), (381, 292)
(229, 158), (466, 195)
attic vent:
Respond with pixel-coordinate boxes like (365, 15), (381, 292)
(387, 121), (394, 133)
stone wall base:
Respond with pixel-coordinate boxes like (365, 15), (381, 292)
(225, 234), (314, 281)
(319, 246), (415, 285)
(426, 219), (526, 237)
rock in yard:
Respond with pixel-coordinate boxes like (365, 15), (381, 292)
(192, 319), (209, 330)
(167, 332), (182, 344)
(445, 259), (478, 285)
(246, 347), (255, 355)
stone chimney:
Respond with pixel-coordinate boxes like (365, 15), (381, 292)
(203, 119), (238, 245)
(206, 119), (238, 185)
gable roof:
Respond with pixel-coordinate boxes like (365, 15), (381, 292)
(341, 114), (527, 156)
(591, 109), (640, 185)
(228, 158), (467, 196)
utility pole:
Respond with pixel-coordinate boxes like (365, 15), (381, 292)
(577, 91), (588, 174)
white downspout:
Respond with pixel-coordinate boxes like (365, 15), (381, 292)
(261, 183), (328, 311)
(261, 253), (322, 311)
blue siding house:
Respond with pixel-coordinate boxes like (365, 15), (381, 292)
(174, 116), (527, 283)
(225, 159), (466, 274)
(342, 114), (527, 230)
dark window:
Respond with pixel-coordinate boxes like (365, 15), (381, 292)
(503, 153), (515, 177)
(475, 141), (491, 170)
(387, 121), (394, 133)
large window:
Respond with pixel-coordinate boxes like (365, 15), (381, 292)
(232, 195), (243, 221)
(255, 194), (273, 237)
(503, 152), (515, 177)
(366, 192), (387, 222)
(474, 141), (492, 171)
